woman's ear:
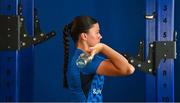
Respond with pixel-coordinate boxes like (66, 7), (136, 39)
(80, 33), (88, 41)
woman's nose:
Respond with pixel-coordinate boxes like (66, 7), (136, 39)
(99, 34), (102, 39)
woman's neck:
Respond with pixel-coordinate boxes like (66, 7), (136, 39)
(76, 41), (90, 54)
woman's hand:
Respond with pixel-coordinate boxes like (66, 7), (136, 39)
(88, 43), (105, 58)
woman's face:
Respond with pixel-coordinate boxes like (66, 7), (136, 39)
(86, 23), (102, 47)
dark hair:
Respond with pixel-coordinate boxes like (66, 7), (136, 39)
(63, 16), (98, 88)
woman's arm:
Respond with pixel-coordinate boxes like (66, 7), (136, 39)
(90, 43), (135, 76)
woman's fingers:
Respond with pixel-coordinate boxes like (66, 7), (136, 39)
(88, 43), (104, 57)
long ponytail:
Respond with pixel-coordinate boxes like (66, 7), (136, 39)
(63, 24), (70, 88)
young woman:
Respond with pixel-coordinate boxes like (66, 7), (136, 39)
(63, 16), (135, 102)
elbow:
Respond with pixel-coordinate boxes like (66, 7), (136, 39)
(116, 64), (135, 76)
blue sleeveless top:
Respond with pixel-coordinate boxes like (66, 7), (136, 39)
(67, 48), (105, 102)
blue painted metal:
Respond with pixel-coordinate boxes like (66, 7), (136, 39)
(0, 0), (20, 102)
(146, 0), (175, 102)
(18, 0), (34, 101)
(0, 0), (34, 102)
(145, 0), (156, 101)
(156, 0), (174, 102)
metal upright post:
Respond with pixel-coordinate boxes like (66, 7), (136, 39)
(145, 0), (156, 101)
(156, 0), (174, 102)
(0, 0), (34, 102)
(18, 0), (34, 101)
(0, 0), (20, 101)
(145, 0), (175, 102)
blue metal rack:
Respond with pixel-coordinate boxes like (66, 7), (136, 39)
(0, 0), (21, 102)
(145, 0), (156, 101)
(18, 0), (34, 101)
(146, 0), (175, 102)
(0, 0), (34, 102)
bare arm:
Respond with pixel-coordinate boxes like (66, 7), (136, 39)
(90, 43), (135, 76)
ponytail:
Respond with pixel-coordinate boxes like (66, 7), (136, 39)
(63, 24), (70, 88)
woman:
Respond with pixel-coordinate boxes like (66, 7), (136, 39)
(63, 16), (135, 102)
